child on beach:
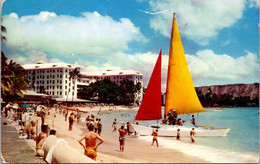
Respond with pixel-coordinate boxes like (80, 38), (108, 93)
(151, 129), (159, 147)
(176, 129), (181, 140)
(190, 128), (195, 143)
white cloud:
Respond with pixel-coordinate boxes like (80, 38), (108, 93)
(248, 0), (259, 8)
(148, 0), (245, 45)
(187, 49), (259, 82)
(221, 39), (231, 46)
(3, 11), (147, 56)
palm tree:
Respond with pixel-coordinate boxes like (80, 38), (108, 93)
(66, 67), (80, 103)
(1, 22), (29, 101)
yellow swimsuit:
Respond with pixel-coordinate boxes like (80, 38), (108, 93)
(85, 147), (97, 160)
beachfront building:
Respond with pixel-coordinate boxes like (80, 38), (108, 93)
(78, 69), (144, 104)
(23, 61), (78, 101)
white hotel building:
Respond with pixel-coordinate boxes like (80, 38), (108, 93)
(78, 69), (144, 103)
(23, 62), (143, 103)
(23, 61), (78, 100)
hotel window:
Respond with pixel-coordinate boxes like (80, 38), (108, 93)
(47, 75), (49, 79)
(65, 86), (67, 89)
(47, 81), (49, 84)
(57, 80), (59, 83)
(60, 91), (62, 95)
(60, 81), (62, 84)
(72, 92), (74, 96)
(65, 91), (67, 95)
(53, 75), (55, 78)
(47, 86), (49, 89)
(53, 91), (55, 95)
(60, 86), (62, 89)
(60, 75), (62, 78)
(65, 80), (67, 84)
(57, 91), (59, 95)
(42, 75), (44, 79)
(42, 81), (44, 84)
(47, 70), (49, 73)
(53, 80), (55, 84)
(37, 81), (39, 84)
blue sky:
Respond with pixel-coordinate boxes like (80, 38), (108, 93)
(1, 0), (259, 91)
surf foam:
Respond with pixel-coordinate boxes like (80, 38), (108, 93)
(138, 136), (259, 163)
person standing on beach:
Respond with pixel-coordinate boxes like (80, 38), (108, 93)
(151, 129), (159, 147)
(94, 118), (98, 133)
(97, 119), (102, 135)
(118, 125), (127, 152)
(64, 110), (68, 121)
(112, 119), (117, 132)
(176, 129), (181, 140)
(69, 113), (75, 131)
(191, 115), (195, 126)
(78, 124), (104, 161)
(190, 128), (195, 143)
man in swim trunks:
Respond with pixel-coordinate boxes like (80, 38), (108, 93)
(78, 124), (104, 160)
(190, 128), (195, 143)
(112, 119), (117, 132)
(68, 113), (74, 131)
(151, 129), (159, 147)
(118, 125), (127, 152)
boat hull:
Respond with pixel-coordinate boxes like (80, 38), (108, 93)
(130, 124), (230, 137)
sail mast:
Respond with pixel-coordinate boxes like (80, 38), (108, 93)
(165, 13), (204, 117)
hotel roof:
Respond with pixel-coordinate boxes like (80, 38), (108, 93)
(80, 69), (142, 76)
(23, 61), (77, 70)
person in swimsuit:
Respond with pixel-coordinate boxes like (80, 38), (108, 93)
(97, 119), (102, 135)
(176, 129), (181, 140)
(190, 128), (195, 143)
(112, 119), (117, 132)
(151, 129), (159, 147)
(78, 124), (104, 161)
(118, 125), (127, 152)
(35, 125), (48, 157)
(68, 113), (74, 131)
(23, 120), (36, 139)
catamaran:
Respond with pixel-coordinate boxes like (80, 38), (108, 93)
(130, 13), (230, 137)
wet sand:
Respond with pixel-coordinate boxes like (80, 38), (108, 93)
(45, 106), (208, 163)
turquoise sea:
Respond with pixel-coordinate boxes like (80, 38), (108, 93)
(86, 107), (259, 162)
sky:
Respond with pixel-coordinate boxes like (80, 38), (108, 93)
(1, 0), (259, 92)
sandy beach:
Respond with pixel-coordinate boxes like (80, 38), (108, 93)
(41, 105), (208, 163)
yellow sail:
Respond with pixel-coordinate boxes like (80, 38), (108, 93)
(165, 14), (204, 116)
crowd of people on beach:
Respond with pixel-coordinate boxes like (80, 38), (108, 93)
(2, 102), (198, 162)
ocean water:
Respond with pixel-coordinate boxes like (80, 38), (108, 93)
(85, 107), (259, 163)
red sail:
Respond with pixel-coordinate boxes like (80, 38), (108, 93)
(135, 50), (162, 121)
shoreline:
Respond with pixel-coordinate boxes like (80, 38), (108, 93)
(44, 106), (208, 163)
(5, 106), (258, 163)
